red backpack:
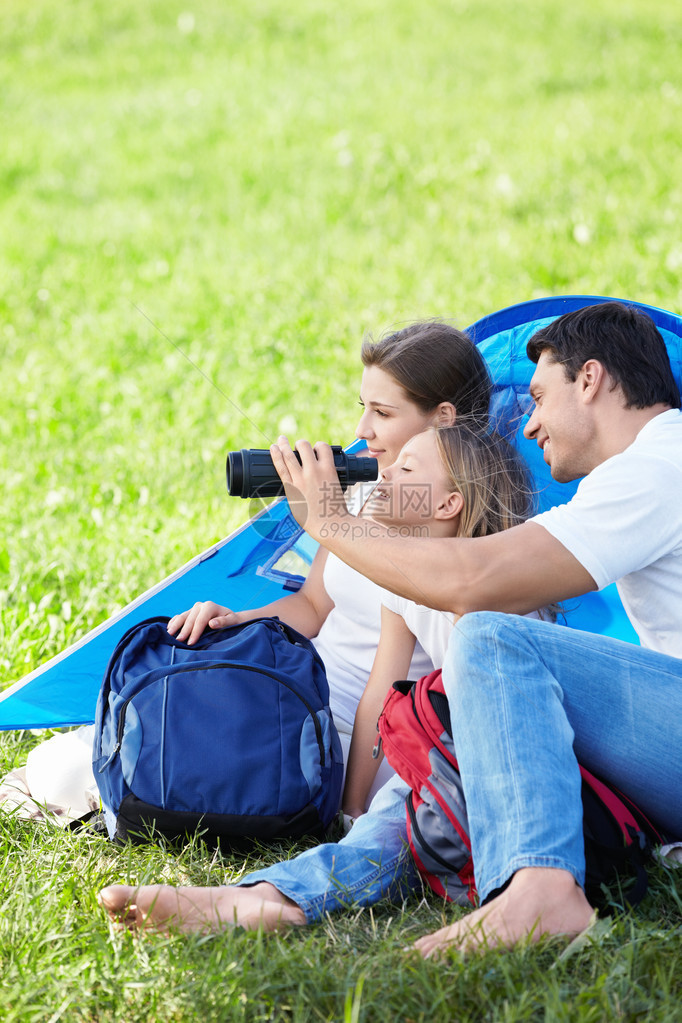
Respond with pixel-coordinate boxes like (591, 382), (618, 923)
(377, 669), (667, 908)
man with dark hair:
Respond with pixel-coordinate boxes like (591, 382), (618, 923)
(527, 302), (681, 414)
(269, 300), (682, 952)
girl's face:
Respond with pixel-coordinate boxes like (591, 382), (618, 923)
(356, 366), (437, 470)
(365, 430), (459, 533)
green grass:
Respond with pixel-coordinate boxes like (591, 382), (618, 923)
(1, 0), (682, 1017)
(1, 811), (682, 1023)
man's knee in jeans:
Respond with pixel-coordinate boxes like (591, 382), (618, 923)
(446, 611), (507, 671)
(444, 611), (549, 715)
(442, 612), (501, 715)
(453, 611), (506, 644)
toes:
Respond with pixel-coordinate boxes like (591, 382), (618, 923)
(99, 884), (141, 921)
(413, 934), (445, 959)
(99, 884), (134, 910)
(99, 885), (171, 932)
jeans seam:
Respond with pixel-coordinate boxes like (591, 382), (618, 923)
(493, 618), (524, 868)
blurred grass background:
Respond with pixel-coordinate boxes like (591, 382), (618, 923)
(2, 0), (681, 682)
(1, 1), (682, 1018)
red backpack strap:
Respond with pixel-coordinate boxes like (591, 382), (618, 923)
(579, 765), (668, 908)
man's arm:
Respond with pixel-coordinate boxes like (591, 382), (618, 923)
(270, 438), (597, 615)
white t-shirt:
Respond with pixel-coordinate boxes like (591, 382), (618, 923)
(381, 592), (456, 666)
(312, 480), (433, 732)
(531, 408), (682, 657)
(313, 555), (434, 732)
(382, 595), (545, 666)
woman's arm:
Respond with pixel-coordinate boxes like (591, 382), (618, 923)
(342, 606), (417, 819)
(168, 547), (335, 645)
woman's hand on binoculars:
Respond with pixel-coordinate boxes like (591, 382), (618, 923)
(167, 602), (242, 646)
(270, 437), (350, 539)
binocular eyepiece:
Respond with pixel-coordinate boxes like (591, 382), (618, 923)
(226, 446), (378, 499)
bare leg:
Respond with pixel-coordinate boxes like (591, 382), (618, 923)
(414, 868), (595, 957)
(98, 881), (307, 935)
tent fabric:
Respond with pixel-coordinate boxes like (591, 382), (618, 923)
(0, 503), (315, 730)
(1, 294), (681, 730)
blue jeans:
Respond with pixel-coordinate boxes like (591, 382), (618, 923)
(444, 612), (682, 904)
(237, 772), (418, 922)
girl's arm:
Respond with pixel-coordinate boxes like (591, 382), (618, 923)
(168, 548), (335, 645)
(342, 606), (417, 819)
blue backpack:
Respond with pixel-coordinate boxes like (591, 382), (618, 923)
(92, 615), (344, 846)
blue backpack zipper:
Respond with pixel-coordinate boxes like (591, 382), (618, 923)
(101, 659), (326, 771)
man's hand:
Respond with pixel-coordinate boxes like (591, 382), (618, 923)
(270, 436), (352, 541)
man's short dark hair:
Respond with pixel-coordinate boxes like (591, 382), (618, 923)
(527, 302), (681, 410)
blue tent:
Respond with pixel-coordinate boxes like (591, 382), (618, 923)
(1, 294), (681, 730)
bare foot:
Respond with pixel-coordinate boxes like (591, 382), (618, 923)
(98, 882), (307, 935)
(414, 868), (595, 957)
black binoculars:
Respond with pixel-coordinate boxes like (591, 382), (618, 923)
(226, 446), (378, 498)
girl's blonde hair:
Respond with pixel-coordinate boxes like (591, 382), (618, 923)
(434, 423), (534, 538)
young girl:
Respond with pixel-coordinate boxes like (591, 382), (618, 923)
(100, 422), (540, 934)
(342, 422), (534, 820)
(0, 320), (492, 821)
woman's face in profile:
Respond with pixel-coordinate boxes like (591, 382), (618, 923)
(356, 366), (435, 470)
